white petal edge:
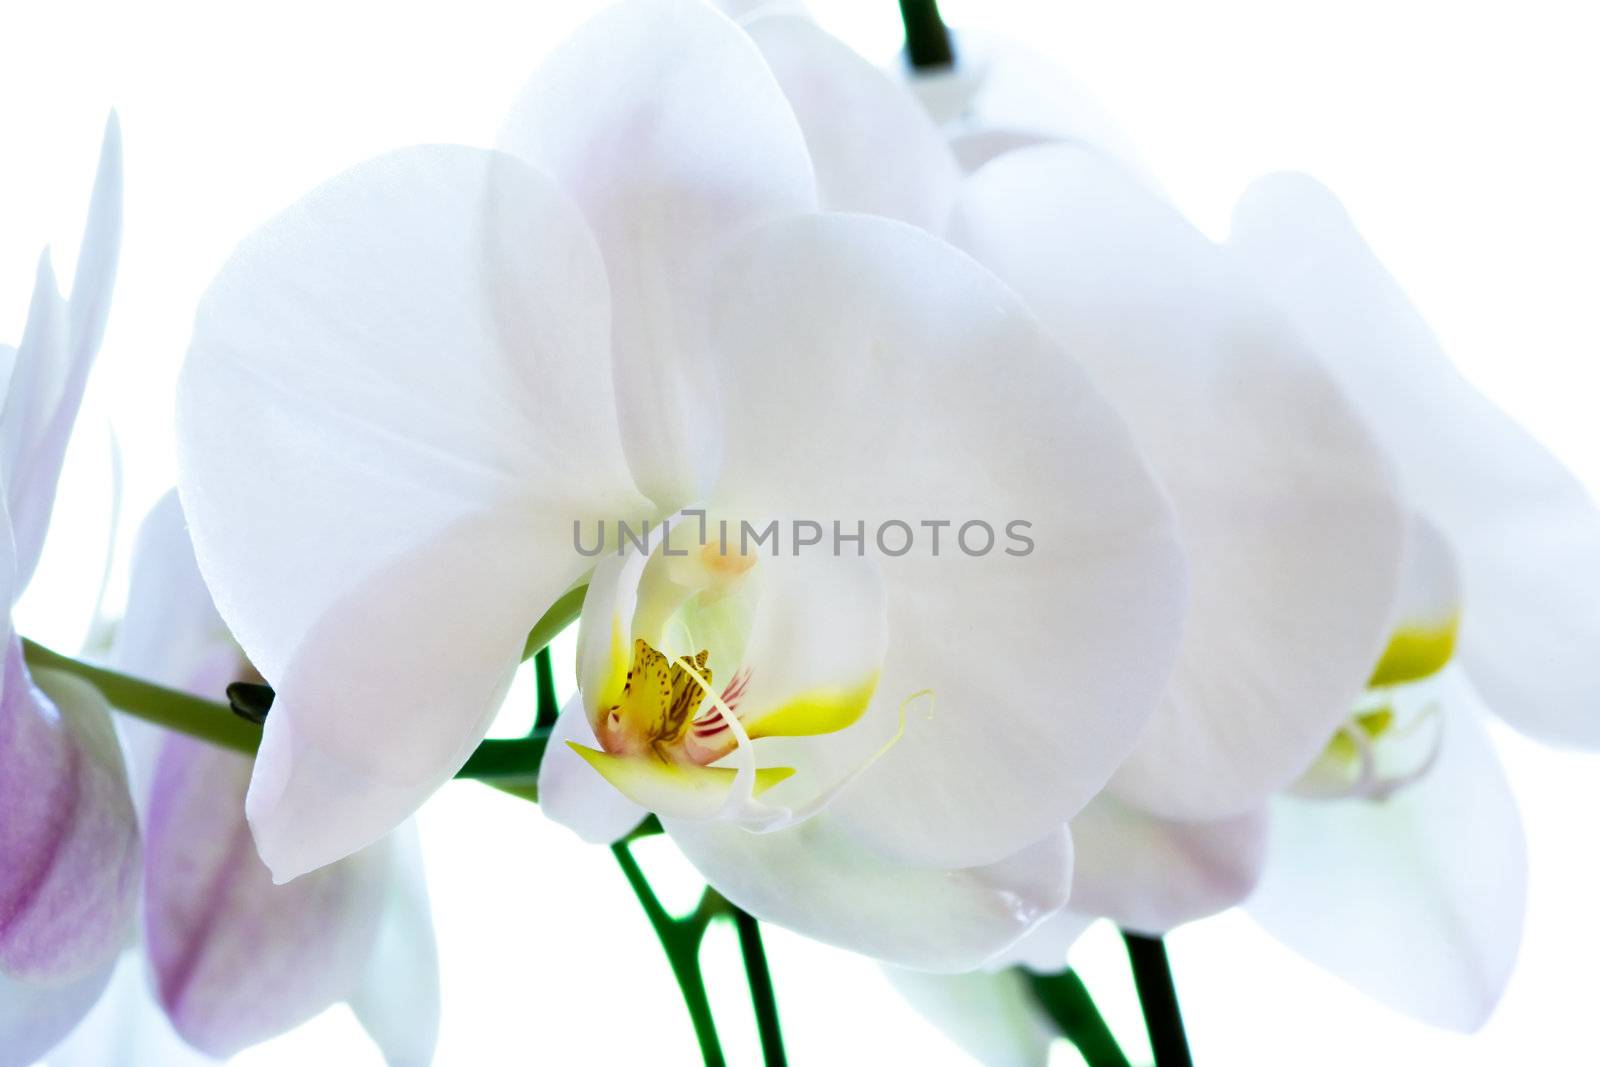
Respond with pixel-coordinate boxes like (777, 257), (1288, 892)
(1230, 173), (1600, 748)
(951, 144), (1406, 820)
(176, 144), (648, 877)
(498, 0), (817, 508)
(538, 695), (648, 844)
(665, 814), (1073, 971)
(1246, 671), (1526, 1031)
(706, 209), (1187, 868)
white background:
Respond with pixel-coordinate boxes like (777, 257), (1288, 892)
(3, 0), (1598, 1063)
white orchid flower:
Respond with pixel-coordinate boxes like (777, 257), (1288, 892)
(0, 114), (139, 1067)
(45, 492), (439, 1065)
(739, 15), (1581, 1034)
(1229, 173), (1600, 750)
(176, 0), (1188, 969)
(892, 518), (1526, 1048)
(742, 11), (1410, 822)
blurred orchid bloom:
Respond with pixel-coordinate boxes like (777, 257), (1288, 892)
(46, 492), (439, 1064)
(176, 0), (1189, 969)
(0, 114), (140, 1067)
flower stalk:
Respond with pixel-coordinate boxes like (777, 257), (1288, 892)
(1122, 932), (1193, 1067)
(20, 637), (551, 787)
(733, 908), (787, 1066)
(611, 840), (728, 1066)
(1025, 969), (1132, 1067)
(898, 0), (955, 70)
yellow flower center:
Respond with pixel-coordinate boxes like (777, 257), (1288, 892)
(603, 639), (714, 761)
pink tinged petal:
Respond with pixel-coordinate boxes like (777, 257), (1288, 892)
(538, 696), (648, 844)
(1246, 675), (1525, 1031)
(177, 145), (648, 878)
(497, 0), (817, 508)
(0, 645), (138, 983)
(0, 959), (115, 1067)
(951, 145), (1407, 821)
(707, 211), (1187, 869)
(349, 823), (440, 1067)
(112, 490), (246, 821)
(664, 815), (1072, 972)
(143, 734), (389, 1058)
(1230, 175), (1600, 748)
(882, 965), (1057, 1067)
(0, 255), (69, 585)
(37, 953), (215, 1067)
(1, 114), (122, 588)
(743, 14), (960, 230)
(1068, 795), (1267, 936)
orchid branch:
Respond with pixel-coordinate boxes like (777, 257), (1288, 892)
(1025, 969), (1132, 1067)
(898, 0), (955, 70)
(532, 645), (559, 730)
(1122, 932), (1193, 1067)
(733, 908), (787, 1066)
(611, 840), (728, 1066)
(19, 637), (549, 787)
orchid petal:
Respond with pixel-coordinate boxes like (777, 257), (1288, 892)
(144, 734), (390, 1057)
(176, 145), (648, 877)
(538, 696), (648, 844)
(1246, 673), (1525, 1031)
(112, 491), (233, 698)
(1, 114), (121, 587)
(743, 14), (960, 229)
(0, 256), (68, 583)
(706, 210), (1186, 868)
(951, 145), (1406, 820)
(35, 954), (214, 1067)
(993, 910), (1095, 973)
(1068, 795), (1268, 935)
(906, 34), (1151, 183)
(881, 965), (1056, 1067)
(0, 960), (114, 1067)
(565, 743), (793, 820)
(1371, 513), (1461, 688)
(349, 823), (440, 1067)
(498, 0), (816, 508)
(0, 646), (138, 983)
(1230, 174), (1600, 747)
(664, 816), (1072, 971)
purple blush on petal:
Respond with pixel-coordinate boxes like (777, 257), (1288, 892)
(144, 733), (389, 1058)
(0, 640), (140, 983)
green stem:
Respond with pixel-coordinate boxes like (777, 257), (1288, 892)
(611, 841), (726, 1067)
(1122, 932), (1193, 1067)
(898, 0), (955, 70)
(733, 908), (786, 1066)
(23, 638), (263, 754)
(22, 637), (548, 786)
(533, 645), (559, 731)
(1025, 970), (1131, 1067)
(521, 583), (586, 661)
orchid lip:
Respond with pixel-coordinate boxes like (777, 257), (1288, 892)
(1295, 614), (1460, 803)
